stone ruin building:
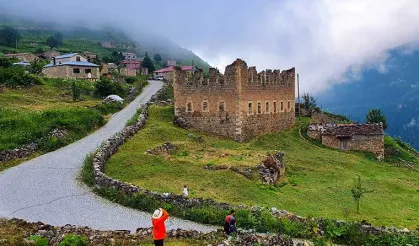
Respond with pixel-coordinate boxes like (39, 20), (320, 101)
(173, 58), (296, 142)
(307, 123), (385, 160)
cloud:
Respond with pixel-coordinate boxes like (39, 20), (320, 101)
(2, 0), (419, 94)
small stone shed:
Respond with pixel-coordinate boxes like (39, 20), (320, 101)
(308, 123), (384, 160)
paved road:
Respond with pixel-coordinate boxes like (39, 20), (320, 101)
(0, 81), (215, 233)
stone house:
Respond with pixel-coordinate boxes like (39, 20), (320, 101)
(173, 59), (296, 142)
(120, 67), (137, 77)
(39, 50), (61, 60)
(82, 51), (98, 62)
(307, 123), (384, 160)
(155, 65), (198, 81)
(122, 52), (137, 60)
(43, 53), (100, 81)
(4, 53), (38, 62)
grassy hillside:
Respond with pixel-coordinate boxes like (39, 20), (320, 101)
(106, 106), (419, 228)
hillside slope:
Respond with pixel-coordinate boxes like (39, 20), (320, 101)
(0, 14), (212, 71)
(318, 48), (419, 150)
(105, 106), (419, 228)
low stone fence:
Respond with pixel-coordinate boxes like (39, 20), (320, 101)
(4, 218), (296, 246)
(89, 89), (417, 237)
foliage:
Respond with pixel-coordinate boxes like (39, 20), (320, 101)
(81, 154), (95, 187)
(28, 235), (49, 246)
(0, 57), (18, 68)
(366, 108), (388, 130)
(351, 176), (374, 214)
(302, 93), (318, 116)
(384, 136), (419, 163)
(71, 81), (81, 102)
(125, 76), (136, 84)
(0, 107), (104, 150)
(28, 59), (46, 75)
(156, 84), (174, 101)
(59, 234), (87, 246)
(95, 101), (123, 114)
(153, 53), (162, 62)
(0, 26), (21, 47)
(102, 51), (124, 65)
(46, 31), (63, 49)
(0, 66), (43, 87)
(94, 78), (127, 98)
(142, 52), (155, 73)
(125, 107), (142, 126)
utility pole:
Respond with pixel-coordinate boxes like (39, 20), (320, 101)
(297, 73), (301, 118)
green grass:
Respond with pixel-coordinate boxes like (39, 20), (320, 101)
(106, 106), (419, 229)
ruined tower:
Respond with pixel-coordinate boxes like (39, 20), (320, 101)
(173, 59), (296, 141)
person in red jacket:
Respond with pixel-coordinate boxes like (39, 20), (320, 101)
(152, 208), (169, 246)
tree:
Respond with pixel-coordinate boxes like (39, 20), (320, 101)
(0, 27), (21, 47)
(142, 52), (155, 73)
(351, 176), (374, 213)
(302, 93), (317, 116)
(46, 32), (63, 49)
(153, 53), (162, 63)
(28, 60), (45, 75)
(71, 81), (81, 102)
(366, 109), (387, 129)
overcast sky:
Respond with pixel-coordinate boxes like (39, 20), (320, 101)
(3, 0), (419, 94)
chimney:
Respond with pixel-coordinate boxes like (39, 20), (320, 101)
(52, 57), (56, 66)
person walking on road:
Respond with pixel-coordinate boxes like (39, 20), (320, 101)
(152, 208), (169, 246)
(183, 185), (189, 198)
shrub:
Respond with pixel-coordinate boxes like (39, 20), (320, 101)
(94, 78), (127, 98)
(59, 234), (87, 246)
(28, 235), (49, 246)
(95, 101), (124, 115)
(0, 66), (43, 87)
(125, 76), (136, 84)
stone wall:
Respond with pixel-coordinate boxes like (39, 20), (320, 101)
(120, 67), (137, 77)
(173, 59), (296, 141)
(322, 134), (384, 159)
(43, 65), (100, 80)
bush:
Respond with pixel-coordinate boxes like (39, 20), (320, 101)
(28, 235), (49, 246)
(125, 76), (136, 84)
(0, 66), (43, 87)
(95, 101), (124, 115)
(59, 234), (87, 246)
(94, 78), (127, 98)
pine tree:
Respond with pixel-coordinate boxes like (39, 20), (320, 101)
(142, 52), (155, 73)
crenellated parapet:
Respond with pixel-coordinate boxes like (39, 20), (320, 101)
(173, 58), (295, 91)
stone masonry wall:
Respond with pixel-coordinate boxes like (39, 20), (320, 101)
(322, 135), (384, 159)
(43, 66), (100, 80)
(173, 59), (296, 141)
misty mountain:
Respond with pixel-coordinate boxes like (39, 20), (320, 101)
(318, 48), (419, 149)
(0, 13), (212, 71)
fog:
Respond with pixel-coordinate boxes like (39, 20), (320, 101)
(2, 0), (419, 94)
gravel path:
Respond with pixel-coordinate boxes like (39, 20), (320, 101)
(0, 81), (215, 233)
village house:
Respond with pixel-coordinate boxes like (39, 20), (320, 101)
(38, 50), (60, 60)
(4, 53), (38, 62)
(173, 59), (296, 141)
(307, 123), (384, 160)
(167, 60), (177, 66)
(155, 65), (198, 81)
(82, 51), (98, 63)
(43, 53), (100, 81)
(122, 52), (137, 60)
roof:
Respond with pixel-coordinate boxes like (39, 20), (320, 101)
(121, 59), (141, 64)
(55, 53), (79, 59)
(13, 61), (31, 66)
(154, 66), (195, 73)
(44, 61), (99, 68)
(5, 53), (33, 56)
(323, 123), (384, 137)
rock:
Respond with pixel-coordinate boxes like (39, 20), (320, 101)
(104, 95), (124, 103)
(174, 116), (191, 129)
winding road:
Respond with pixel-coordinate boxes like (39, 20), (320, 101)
(0, 81), (215, 233)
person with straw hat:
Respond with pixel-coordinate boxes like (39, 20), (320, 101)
(152, 208), (169, 246)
